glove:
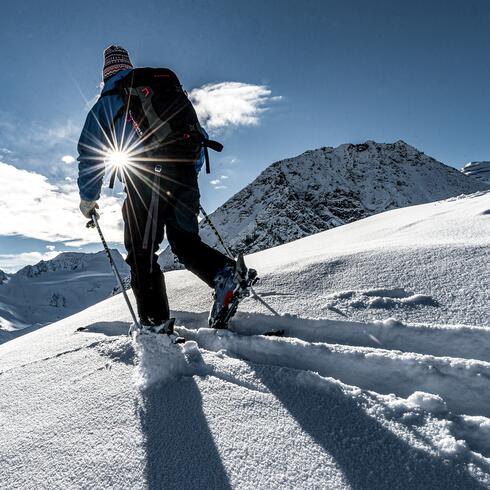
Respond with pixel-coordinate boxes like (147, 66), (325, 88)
(79, 200), (100, 219)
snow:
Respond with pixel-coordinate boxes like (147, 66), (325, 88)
(1, 191), (490, 488)
(133, 333), (211, 387)
(324, 288), (439, 309)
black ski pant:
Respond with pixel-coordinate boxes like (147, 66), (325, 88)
(122, 163), (233, 324)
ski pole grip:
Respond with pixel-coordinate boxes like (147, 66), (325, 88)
(86, 215), (96, 229)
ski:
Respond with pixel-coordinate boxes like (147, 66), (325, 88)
(76, 318), (186, 344)
(228, 328), (285, 337)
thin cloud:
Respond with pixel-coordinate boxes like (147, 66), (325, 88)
(0, 111), (80, 179)
(189, 82), (281, 133)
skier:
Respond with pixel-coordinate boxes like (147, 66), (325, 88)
(77, 45), (253, 337)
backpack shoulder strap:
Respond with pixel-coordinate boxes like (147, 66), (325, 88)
(98, 81), (128, 134)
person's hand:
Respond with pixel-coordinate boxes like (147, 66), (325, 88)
(79, 200), (100, 219)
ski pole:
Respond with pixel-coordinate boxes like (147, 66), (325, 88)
(199, 204), (235, 259)
(86, 214), (140, 334)
(199, 205), (281, 317)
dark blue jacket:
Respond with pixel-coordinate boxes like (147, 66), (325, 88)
(77, 69), (206, 201)
(77, 70), (133, 201)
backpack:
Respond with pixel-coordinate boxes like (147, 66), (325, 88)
(102, 67), (222, 174)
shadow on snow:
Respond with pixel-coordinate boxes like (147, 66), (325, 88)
(136, 377), (232, 490)
(250, 363), (489, 490)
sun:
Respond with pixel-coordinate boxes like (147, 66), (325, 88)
(108, 151), (130, 168)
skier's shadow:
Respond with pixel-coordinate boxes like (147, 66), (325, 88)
(76, 321), (129, 336)
(251, 363), (489, 490)
(137, 377), (232, 490)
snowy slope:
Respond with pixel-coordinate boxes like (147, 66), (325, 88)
(0, 251), (128, 336)
(462, 161), (490, 187)
(160, 140), (485, 269)
(1, 192), (489, 489)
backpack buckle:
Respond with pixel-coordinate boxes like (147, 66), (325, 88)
(154, 164), (162, 173)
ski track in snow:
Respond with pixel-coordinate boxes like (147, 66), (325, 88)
(174, 319), (490, 419)
(74, 326), (490, 484)
(78, 310), (490, 422)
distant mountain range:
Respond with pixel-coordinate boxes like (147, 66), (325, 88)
(160, 140), (486, 269)
(461, 161), (490, 187)
(0, 251), (129, 338)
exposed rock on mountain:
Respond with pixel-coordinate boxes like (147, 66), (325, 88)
(0, 270), (8, 285)
(461, 161), (490, 187)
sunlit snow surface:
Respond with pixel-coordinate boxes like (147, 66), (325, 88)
(1, 192), (489, 489)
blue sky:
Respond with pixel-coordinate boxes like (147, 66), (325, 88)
(0, 0), (489, 271)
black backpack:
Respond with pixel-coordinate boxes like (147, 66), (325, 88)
(103, 67), (222, 174)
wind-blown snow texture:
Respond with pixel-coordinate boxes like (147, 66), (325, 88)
(1, 192), (489, 489)
(462, 161), (490, 187)
(160, 140), (485, 269)
(0, 251), (128, 336)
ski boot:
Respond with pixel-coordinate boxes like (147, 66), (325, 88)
(208, 254), (258, 330)
(139, 318), (186, 344)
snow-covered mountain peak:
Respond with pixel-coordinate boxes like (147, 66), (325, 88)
(160, 140), (485, 269)
(16, 250), (123, 278)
